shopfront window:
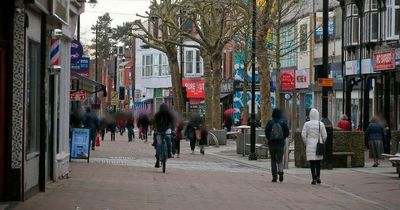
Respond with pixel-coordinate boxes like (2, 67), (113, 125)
(26, 40), (40, 155)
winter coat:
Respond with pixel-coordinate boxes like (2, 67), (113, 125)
(337, 119), (351, 131)
(364, 122), (385, 145)
(301, 109), (327, 161)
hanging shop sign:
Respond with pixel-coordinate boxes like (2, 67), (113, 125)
(280, 69), (296, 91)
(70, 128), (90, 162)
(317, 78), (334, 87)
(374, 51), (396, 71)
(295, 69), (309, 89)
(111, 92), (119, 106)
(71, 57), (90, 77)
(182, 79), (205, 98)
(51, 0), (70, 24)
(71, 39), (83, 64)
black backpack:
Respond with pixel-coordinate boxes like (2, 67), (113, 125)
(270, 121), (284, 142)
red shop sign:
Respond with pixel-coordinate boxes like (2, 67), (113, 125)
(182, 79), (205, 99)
(374, 51), (395, 71)
(280, 69), (295, 91)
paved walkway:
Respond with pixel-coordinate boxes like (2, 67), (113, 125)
(12, 133), (400, 210)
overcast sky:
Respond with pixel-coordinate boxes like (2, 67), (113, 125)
(80, 0), (151, 43)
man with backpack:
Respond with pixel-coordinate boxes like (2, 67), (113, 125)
(265, 108), (290, 182)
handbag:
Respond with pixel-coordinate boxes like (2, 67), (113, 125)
(316, 120), (325, 156)
(195, 129), (202, 141)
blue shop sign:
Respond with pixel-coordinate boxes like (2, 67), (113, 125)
(71, 39), (83, 64)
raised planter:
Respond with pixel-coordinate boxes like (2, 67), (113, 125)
(295, 131), (365, 168)
(208, 130), (227, 145)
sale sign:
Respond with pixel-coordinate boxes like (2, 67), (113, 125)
(374, 51), (395, 71)
(280, 69), (295, 91)
(182, 79), (205, 98)
(70, 91), (87, 102)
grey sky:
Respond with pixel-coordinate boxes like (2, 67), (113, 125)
(80, 0), (151, 43)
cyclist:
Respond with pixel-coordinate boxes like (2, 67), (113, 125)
(152, 103), (174, 168)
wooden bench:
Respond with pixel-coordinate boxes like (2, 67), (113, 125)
(332, 152), (355, 168)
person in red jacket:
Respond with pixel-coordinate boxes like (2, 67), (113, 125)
(337, 114), (352, 131)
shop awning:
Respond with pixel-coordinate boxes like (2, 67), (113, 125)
(71, 72), (107, 97)
(220, 93), (232, 99)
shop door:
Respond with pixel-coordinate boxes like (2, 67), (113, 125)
(0, 48), (5, 198)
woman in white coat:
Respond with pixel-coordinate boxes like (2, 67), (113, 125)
(301, 109), (327, 185)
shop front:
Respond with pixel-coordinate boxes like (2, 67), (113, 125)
(182, 78), (205, 114)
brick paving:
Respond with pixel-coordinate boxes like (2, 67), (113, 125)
(12, 132), (400, 210)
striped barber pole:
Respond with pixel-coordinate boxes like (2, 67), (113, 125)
(50, 38), (60, 66)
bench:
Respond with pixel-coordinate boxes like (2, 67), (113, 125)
(245, 143), (269, 158)
(332, 152), (355, 168)
(388, 157), (400, 178)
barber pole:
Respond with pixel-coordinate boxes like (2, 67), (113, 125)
(50, 38), (60, 66)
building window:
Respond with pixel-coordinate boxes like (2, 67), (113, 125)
(161, 54), (170, 76)
(153, 54), (160, 76)
(143, 55), (153, 77)
(185, 50), (193, 74)
(195, 50), (201, 74)
(26, 40), (40, 154)
(345, 4), (360, 46)
(386, 0), (400, 40)
(364, 0), (379, 43)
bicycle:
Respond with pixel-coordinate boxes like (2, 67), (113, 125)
(157, 132), (170, 173)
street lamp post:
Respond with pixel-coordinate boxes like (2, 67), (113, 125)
(95, 21), (98, 104)
(249, 0), (257, 161)
(322, 0), (333, 169)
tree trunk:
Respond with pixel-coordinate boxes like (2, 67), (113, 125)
(211, 53), (223, 129)
(257, 40), (272, 127)
(166, 48), (184, 113)
(203, 54), (213, 129)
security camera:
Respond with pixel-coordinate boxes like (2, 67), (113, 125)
(51, 29), (63, 39)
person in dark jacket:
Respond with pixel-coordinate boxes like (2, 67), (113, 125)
(198, 124), (208, 155)
(99, 117), (107, 141)
(83, 107), (100, 150)
(152, 104), (174, 168)
(185, 113), (202, 154)
(365, 115), (385, 167)
(265, 108), (290, 182)
(137, 114), (150, 142)
(126, 114), (135, 142)
(172, 121), (184, 158)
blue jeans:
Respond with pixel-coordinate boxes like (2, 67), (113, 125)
(127, 125), (134, 141)
(155, 134), (172, 159)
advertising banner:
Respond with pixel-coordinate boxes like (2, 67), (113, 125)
(71, 57), (90, 77)
(345, 60), (360, 76)
(374, 51), (396, 71)
(182, 79), (205, 98)
(295, 69), (309, 89)
(280, 69), (296, 91)
(315, 12), (334, 38)
(71, 39), (83, 64)
(70, 128), (90, 162)
(361, 59), (374, 74)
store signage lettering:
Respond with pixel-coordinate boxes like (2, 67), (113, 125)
(71, 57), (90, 77)
(280, 69), (295, 91)
(182, 79), (205, 98)
(374, 51), (395, 71)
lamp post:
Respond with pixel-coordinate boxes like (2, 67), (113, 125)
(95, 21), (98, 104)
(249, 0), (257, 161)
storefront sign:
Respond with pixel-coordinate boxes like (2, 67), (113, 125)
(70, 128), (90, 161)
(315, 12), (334, 38)
(70, 91), (87, 101)
(361, 59), (374, 74)
(221, 79), (234, 93)
(71, 57), (89, 77)
(280, 69), (295, 91)
(345, 60), (360, 76)
(71, 39), (83, 64)
(182, 79), (205, 98)
(295, 69), (309, 89)
(374, 51), (395, 71)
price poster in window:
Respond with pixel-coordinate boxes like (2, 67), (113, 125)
(70, 128), (91, 162)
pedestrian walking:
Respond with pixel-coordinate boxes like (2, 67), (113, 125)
(198, 124), (208, 155)
(83, 107), (100, 151)
(137, 113), (150, 142)
(99, 117), (106, 141)
(265, 108), (290, 182)
(337, 114), (351, 131)
(107, 116), (117, 141)
(126, 114), (135, 142)
(185, 120), (196, 154)
(117, 117), (126, 136)
(301, 108), (327, 185)
(152, 104), (174, 168)
(365, 115), (385, 167)
(172, 121), (184, 158)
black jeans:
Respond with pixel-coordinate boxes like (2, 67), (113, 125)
(189, 137), (196, 151)
(172, 139), (181, 155)
(110, 131), (115, 141)
(309, 160), (321, 180)
(269, 146), (284, 176)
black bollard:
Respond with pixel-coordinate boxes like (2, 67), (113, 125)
(321, 118), (333, 169)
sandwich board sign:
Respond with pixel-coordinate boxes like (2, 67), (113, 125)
(70, 128), (91, 163)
